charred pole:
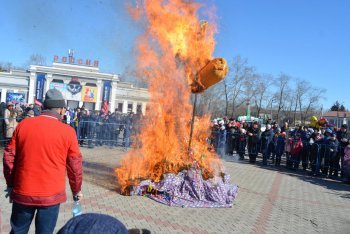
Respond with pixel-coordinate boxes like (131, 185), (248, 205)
(188, 93), (198, 152)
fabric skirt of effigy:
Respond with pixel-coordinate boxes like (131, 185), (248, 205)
(131, 168), (238, 208)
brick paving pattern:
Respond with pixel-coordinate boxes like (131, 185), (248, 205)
(1, 147), (350, 233)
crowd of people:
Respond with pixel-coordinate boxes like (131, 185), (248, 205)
(2, 100), (349, 181)
(70, 108), (141, 150)
(210, 117), (350, 182)
(0, 101), (141, 150)
(0, 102), (39, 145)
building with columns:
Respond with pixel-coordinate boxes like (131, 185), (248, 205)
(0, 60), (149, 114)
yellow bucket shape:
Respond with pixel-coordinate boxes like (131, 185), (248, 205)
(191, 58), (229, 93)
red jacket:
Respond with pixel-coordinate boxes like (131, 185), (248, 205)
(3, 110), (82, 206)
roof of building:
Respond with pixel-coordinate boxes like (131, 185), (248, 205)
(323, 111), (350, 118)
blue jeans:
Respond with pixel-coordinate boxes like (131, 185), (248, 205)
(10, 202), (60, 234)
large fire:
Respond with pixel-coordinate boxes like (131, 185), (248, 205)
(115, 0), (225, 193)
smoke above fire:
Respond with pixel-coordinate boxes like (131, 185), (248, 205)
(115, 0), (223, 193)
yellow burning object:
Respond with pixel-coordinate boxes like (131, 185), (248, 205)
(191, 57), (228, 93)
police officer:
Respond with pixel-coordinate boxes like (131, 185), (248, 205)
(78, 109), (88, 146)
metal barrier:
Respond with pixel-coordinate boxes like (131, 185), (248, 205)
(76, 120), (140, 149)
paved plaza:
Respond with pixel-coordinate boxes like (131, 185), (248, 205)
(1, 147), (350, 233)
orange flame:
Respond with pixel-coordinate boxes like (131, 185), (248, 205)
(116, 0), (222, 193)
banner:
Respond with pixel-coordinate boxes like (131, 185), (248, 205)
(35, 73), (45, 102)
(50, 82), (67, 98)
(81, 86), (98, 103)
(102, 80), (111, 113)
(6, 93), (26, 104)
(49, 81), (82, 101)
(66, 80), (82, 101)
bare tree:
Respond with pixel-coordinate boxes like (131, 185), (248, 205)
(301, 87), (325, 124)
(26, 54), (46, 66)
(252, 74), (272, 117)
(295, 80), (309, 124)
(222, 79), (229, 116)
(0, 62), (13, 71)
(277, 85), (295, 124)
(226, 56), (254, 117)
(274, 73), (290, 123)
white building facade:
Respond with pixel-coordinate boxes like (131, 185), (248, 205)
(0, 61), (149, 114)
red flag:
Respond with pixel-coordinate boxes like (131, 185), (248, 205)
(102, 100), (109, 114)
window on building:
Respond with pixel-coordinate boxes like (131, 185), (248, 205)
(127, 103), (133, 113)
(117, 103), (123, 112)
(137, 104), (142, 114)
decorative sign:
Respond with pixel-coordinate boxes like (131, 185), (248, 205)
(50, 81), (82, 101)
(81, 86), (98, 103)
(49, 82), (67, 98)
(102, 80), (111, 113)
(35, 73), (45, 102)
(53, 55), (99, 67)
(6, 93), (26, 104)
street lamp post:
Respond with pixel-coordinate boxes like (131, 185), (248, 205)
(270, 99), (275, 121)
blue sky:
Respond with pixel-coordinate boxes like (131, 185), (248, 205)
(1, 0), (349, 109)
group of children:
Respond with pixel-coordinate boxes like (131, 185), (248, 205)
(210, 117), (350, 182)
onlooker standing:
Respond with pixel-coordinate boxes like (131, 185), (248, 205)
(0, 102), (7, 146)
(337, 124), (349, 178)
(4, 102), (17, 143)
(247, 122), (261, 163)
(15, 107), (25, 123)
(3, 89), (83, 233)
(217, 124), (227, 158)
(26, 110), (35, 118)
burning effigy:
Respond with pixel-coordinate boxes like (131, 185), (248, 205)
(115, 0), (238, 208)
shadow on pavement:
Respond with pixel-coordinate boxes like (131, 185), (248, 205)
(82, 161), (121, 192)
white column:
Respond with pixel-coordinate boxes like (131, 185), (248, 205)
(79, 81), (86, 108)
(132, 101), (137, 113)
(28, 72), (36, 104)
(141, 102), (147, 115)
(95, 80), (102, 110)
(110, 82), (117, 112)
(122, 100), (128, 114)
(44, 73), (53, 94)
(1, 88), (7, 103)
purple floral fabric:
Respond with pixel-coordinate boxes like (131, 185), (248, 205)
(132, 168), (238, 208)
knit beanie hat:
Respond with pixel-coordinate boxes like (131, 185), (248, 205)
(44, 89), (66, 109)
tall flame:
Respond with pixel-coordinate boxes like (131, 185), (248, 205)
(116, 0), (222, 193)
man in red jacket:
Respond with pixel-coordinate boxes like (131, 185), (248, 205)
(3, 89), (83, 233)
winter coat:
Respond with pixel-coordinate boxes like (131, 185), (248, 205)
(4, 109), (17, 138)
(261, 128), (274, 149)
(247, 127), (260, 146)
(336, 130), (348, 148)
(3, 110), (82, 206)
(275, 136), (286, 155)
